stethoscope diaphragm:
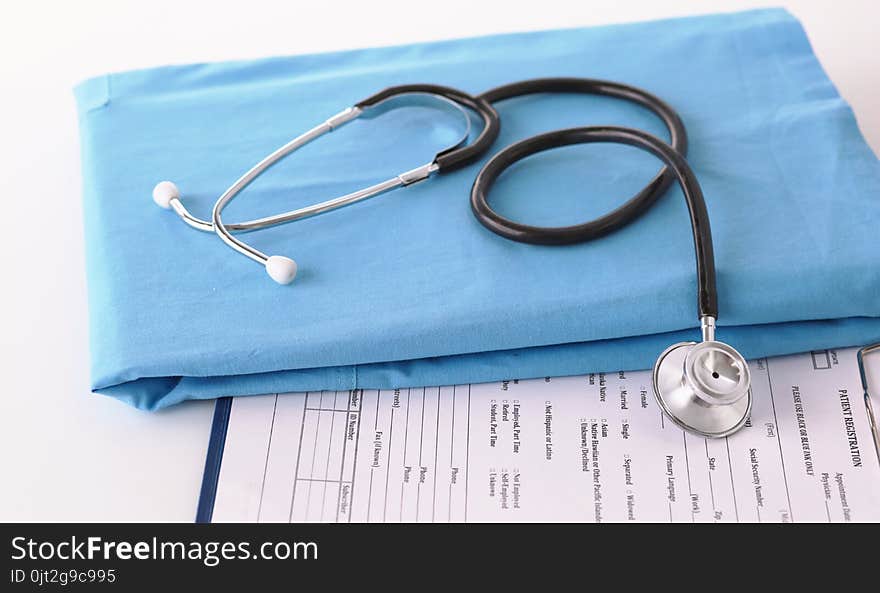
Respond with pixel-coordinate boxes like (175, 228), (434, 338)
(653, 339), (752, 438)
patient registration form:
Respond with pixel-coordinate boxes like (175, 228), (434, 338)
(209, 348), (880, 522)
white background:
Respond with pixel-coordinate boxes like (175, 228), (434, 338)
(1, 0), (877, 521)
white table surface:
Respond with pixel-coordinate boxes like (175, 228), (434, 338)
(1, 0), (877, 521)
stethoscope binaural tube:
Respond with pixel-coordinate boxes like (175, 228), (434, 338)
(153, 84), (500, 284)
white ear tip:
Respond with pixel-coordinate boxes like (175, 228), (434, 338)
(266, 255), (297, 285)
(152, 181), (180, 209)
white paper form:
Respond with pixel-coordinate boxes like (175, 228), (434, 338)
(210, 348), (880, 522)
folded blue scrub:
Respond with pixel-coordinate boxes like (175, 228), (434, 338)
(74, 8), (880, 410)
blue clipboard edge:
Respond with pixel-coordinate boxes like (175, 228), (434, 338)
(195, 397), (233, 523)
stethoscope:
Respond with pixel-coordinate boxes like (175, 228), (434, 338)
(152, 77), (752, 438)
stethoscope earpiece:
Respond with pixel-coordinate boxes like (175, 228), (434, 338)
(152, 180), (180, 210)
(265, 255), (298, 285)
(652, 318), (752, 438)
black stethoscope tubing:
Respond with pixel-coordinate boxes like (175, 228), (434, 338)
(473, 78), (688, 244)
(471, 124), (716, 319)
(469, 77), (716, 320)
(356, 83), (501, 171)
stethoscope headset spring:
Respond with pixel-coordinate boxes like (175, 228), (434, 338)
(152, 77), (752, 438)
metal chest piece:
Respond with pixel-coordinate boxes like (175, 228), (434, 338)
(652, 318), (752, 438)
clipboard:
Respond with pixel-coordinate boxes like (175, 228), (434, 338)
(196, 345), (880, 523)
(857, 344), (880, 467)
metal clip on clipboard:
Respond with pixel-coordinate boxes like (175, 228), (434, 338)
(857, 343), (880, 465)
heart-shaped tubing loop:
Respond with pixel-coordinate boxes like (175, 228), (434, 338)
(470, 125), (716, 319)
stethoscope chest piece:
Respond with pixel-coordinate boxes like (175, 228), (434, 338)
(653, 340), (752, 438)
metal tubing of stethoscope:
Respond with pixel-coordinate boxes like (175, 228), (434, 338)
(172, 171), (420, 235)
(210, 164), (438, 263)
(169, 199), (213, 232)
(226, 177), (404, 231)
(234, 162), (437, 229)
(165, 107), (361, 237)
(209, 108), (363, 264)
(164, 91), (469, 238)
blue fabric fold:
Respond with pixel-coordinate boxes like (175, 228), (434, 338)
(75, 8), (880, 410)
